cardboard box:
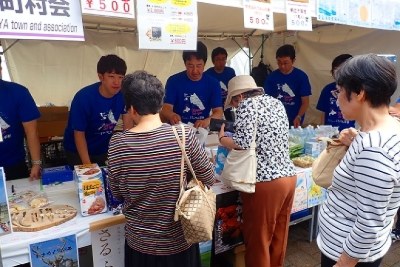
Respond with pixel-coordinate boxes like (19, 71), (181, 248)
(41, 165), (73, 186)
(74, 164), (107, 217)
(37, 106), (68, 141)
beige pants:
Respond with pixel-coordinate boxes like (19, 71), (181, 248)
(241, 175), (296, 267)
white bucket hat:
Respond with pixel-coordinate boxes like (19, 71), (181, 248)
(224, 75), (264, 110)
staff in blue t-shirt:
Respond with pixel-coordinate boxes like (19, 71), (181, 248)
(0, 57), (42, 180)
(64, 55), (133, 167)
(317, 54), (355, 131)
(264, 44), (312, 127)
(205, 47), (236, 121)
(161, 41), (223, 128)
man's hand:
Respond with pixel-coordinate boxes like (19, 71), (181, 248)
(194, 118), (211, 128)
(29, 165), (41, 181)
(293, 116), (301, 128)
(169, 113), (181, 125)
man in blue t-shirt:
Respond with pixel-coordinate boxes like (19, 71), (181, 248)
(161, 41), (223, 128)
(0, 57), (42, 180)
(205, 47), (236, 121)
(264, 44), (312, 127)
(317, 54), (355, 131)
(64, 55), (132, 167)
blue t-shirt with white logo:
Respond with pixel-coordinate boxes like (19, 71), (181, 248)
(205, 67), (236, 106)
(264, 67), (311, 126)
(316, 82), (355, 131)
(164, 71), (222, 124)
(63, 82), (125, 155)
(0, 80), (40, 167)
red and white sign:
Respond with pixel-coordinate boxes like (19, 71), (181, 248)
(81, 0), (135, 19)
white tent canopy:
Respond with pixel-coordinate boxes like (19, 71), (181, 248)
(2, 2), (400, 125)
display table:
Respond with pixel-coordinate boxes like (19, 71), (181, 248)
(0, 178), (120, 267)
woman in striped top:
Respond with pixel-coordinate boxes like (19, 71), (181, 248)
(107, 71), (215, 267)
(317, 54), (400, 267)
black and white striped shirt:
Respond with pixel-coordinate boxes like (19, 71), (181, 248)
(317, 130), (400, 262)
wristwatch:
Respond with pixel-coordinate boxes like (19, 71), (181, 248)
(31, 160), (42, 166)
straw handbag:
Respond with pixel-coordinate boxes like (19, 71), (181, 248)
(220, 98), (258, 193)
(172, 124), (216, 244)
(312, 138), (348, 188)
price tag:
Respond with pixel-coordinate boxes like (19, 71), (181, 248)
(243, 0), (274, 31)
(81, 0), (135, 19)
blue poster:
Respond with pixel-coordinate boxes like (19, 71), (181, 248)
(0, 167), (12, 236)
(29, 234), (79, 267)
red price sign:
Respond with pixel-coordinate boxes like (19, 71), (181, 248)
(82, 0), (135, 19)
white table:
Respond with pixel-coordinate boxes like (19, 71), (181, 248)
(0, 178), (119, 267)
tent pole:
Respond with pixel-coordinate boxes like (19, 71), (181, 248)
(0, 40), (20, 55)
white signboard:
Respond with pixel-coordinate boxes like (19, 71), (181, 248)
(137, 0), (198, 50)
(243, 0), (274, 31)
(81, 0), (135, 19)
(0, 0), (84, 41)
(286, 0), (312, 31)
(91, 223), (125, 267)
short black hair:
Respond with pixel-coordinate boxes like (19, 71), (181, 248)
(331, 54), (352, 75)
(335, 54), (397, 107)
(211, 47), (228, 62)
(182, 41), (208, 63)
(276, 44), (296, 60)
(121, 71), (164, 115)
(97, 54), (127, 75)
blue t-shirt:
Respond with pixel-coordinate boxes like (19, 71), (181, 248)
(63, 82), (125, 155)
(264, 67), (311, 126)
(164, 71), (222, 124)
(205, 67), (236, 105)
(0, 80), (40, 167)
(397, 98), (400, 103)
(316, 82), (355, 131)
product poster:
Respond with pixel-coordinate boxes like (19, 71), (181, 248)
(137, 0), (198, 50)
(91, 223), (125, 267)
(0, 167), (12, 236)
(0, 0), (84, 41)
(291, 170), (308, 213)
(243, 0), (274, 31)
(317, 0), (400, 31)
(305, 169), (327, 208)
(214, 190), (243, 255)
(81, 0), (135, 19)
(29, 234), (79, 267)
(286, 0), (313, 31)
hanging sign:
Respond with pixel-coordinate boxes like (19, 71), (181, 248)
(286, 0), (312, 31)
(137, 0), (198, 50)
(0, 0), (84, 41)
(81, 0), (135, 19)
(243, 0), (274, 31)
(90, 215), (126, 267)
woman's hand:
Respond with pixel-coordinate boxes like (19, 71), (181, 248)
(333, 252), (359, 267)
(339, 127), (358, 146)
(218, 123), (226, 143)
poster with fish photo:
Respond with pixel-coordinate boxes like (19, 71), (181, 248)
(0, 167), (12, 236)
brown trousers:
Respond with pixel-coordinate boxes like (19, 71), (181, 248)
(241, 175), (297, 267)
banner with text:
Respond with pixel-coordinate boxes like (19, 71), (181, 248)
(286, 0), (312, 31)
(81, 0), (135, 19)
(317, 0), (400, 31)
(243, 0), (274, 31)
(0, 0), (84, 41)
(137, 0), (198, 50)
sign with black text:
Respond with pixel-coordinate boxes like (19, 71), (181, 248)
(90, 216), (125, 267)
(0, 0), (84, 41)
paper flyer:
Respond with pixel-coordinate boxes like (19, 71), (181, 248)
(137, 0), (198, 50)
(0, 167), (12, 236)
(29, 234), (79, 267)
(286, 0), (312, 31)
(243, 0), (274, 31)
